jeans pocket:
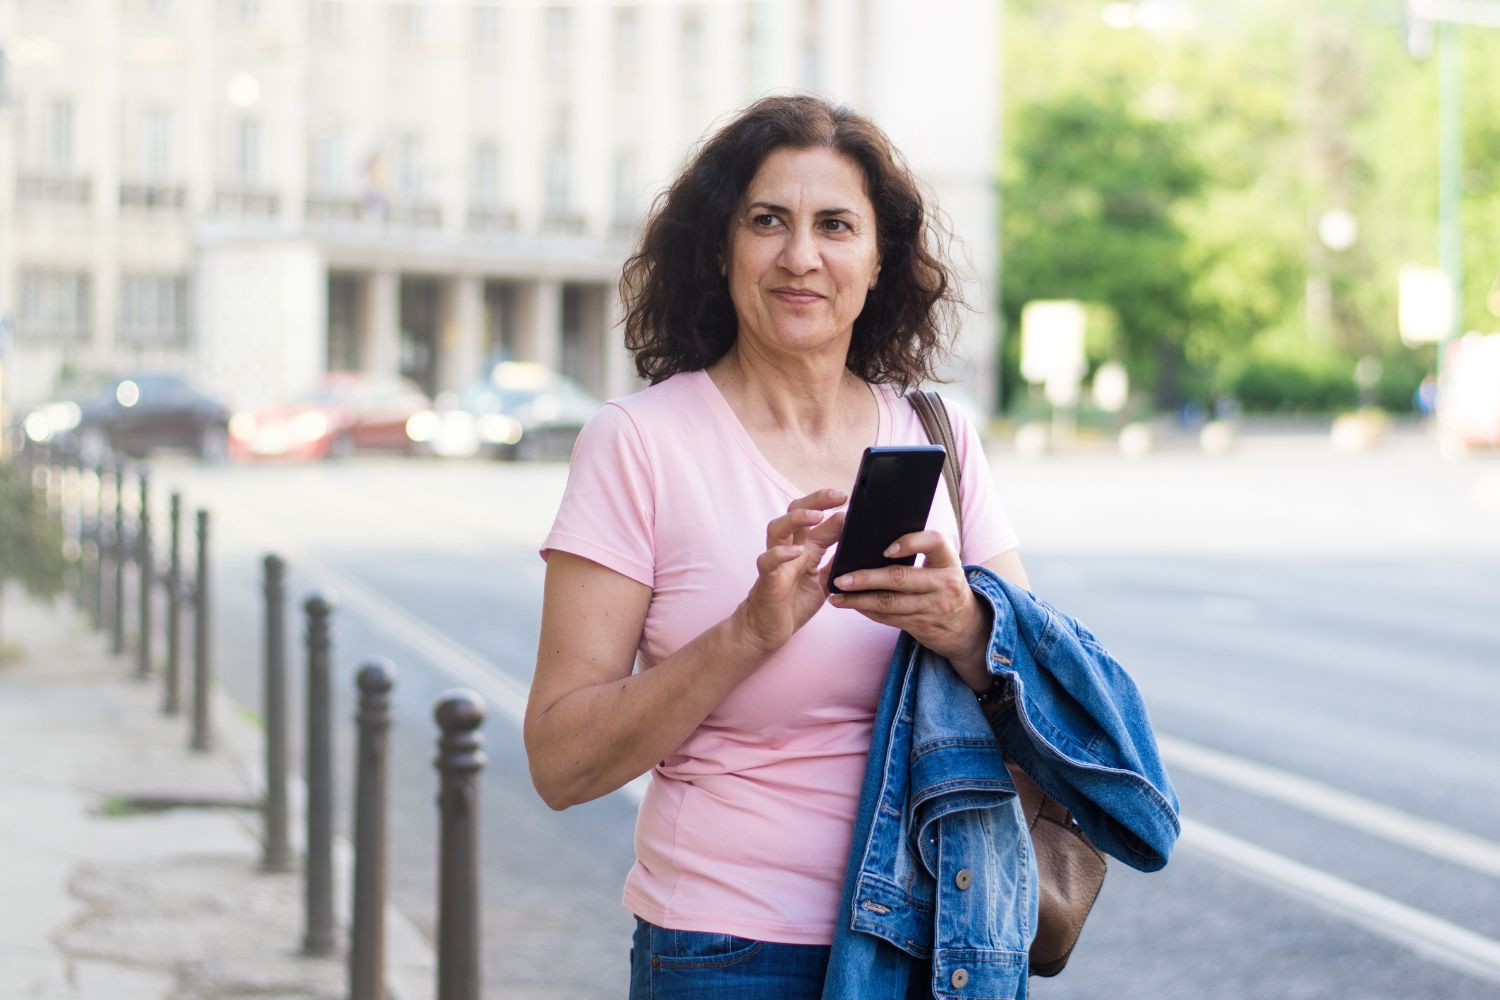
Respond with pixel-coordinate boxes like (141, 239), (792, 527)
(651, 926), (764, 971)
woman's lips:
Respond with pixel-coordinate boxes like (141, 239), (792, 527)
(771, 288), (823, 304)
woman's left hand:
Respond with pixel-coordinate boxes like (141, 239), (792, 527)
(826, 531), (992, 689)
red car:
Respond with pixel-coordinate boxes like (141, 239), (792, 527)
(229, 373), (430, 460)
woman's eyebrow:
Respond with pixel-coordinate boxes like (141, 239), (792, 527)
(745, 200), (862, 219)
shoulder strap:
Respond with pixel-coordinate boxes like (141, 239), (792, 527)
(907, 390), (963, 552)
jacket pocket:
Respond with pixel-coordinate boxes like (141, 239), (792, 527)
(930, 948), (1028, 1000)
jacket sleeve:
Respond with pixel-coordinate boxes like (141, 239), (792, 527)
(968, 567), (1181, 872)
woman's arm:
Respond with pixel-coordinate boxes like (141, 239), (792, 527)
(524, 489), (847, 810)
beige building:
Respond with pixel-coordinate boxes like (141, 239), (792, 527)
(0, 0), (998, 413)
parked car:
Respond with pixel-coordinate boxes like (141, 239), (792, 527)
(17, 372), (231, 463)
(404, 362), (602, 460)
(228, 373), (430, 461)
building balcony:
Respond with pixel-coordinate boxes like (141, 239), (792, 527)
(305, 195), (369, 224)
(120, 182), (187, 212)
(385, 201), (444, 229)
(214, 187), (281, 218)
(15, 173), (92, 207)
(466, 206), (520, 235)
(541, 212), (588, 237)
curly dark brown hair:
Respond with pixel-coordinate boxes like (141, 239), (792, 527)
(620, 94), (963, 391)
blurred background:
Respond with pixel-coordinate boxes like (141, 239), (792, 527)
(1, 2), (1499, 999)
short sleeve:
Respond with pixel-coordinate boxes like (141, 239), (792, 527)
(539, 403), (656, 588)
(948, 403), (1021, 565)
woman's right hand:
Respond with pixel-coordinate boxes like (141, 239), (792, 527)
(734, 488), (847, 655)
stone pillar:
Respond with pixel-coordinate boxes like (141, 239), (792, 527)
(362, 271), (401, 377)
(438, 276), (484, 395)
(604, 284), (638, 400)
(514, 279), (561, 372)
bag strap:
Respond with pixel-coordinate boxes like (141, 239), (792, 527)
(907, 390), (963, 552)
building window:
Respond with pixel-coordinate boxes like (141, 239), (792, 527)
(144, 108), (171, 180)
(545, 137), (570, 217)
(311, 127), (345, 193)
(234, 117), (260, 186)
(612, 152), (637, 227)
(545, 7), (571, 83)
(236, 0), (259, 27)
(392, 3), (424, 43)
(472, 140), (501, 205)
(311, 0), (345, 40)
(800, 0), (821, 92)
(472, 5), (501, 50)
(397, 133), (422, 198)
(120, 274), (189, 344)
(48, 98), (73, 169)
(18, 269), (91, 341)
(681, 11), (704, 96)
(613, 7), (641, 91)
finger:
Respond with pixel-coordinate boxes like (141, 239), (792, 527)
(883, 530), (959, 568)
(828, 589), (924, 616)
(755, 544), (804, 576)
(766, 508), (824, 549)
(787, 488), (849, 513)
(806, 510), (846, 548)
(832, 561), (932, 595)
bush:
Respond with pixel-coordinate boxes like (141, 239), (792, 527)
(0, 460), (68, 651)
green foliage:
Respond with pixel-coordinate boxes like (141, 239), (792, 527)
(999, 0), (1500, 414)
(0, 461), (67, 601)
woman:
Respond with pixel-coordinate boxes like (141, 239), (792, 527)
(524, 95), (1029, 996)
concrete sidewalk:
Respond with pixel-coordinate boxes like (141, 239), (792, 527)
(0, 592), (435, 1000)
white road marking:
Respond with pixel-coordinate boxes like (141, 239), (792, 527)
(1160, 735), (1500, 879)
(1183, 819), (1500, 985)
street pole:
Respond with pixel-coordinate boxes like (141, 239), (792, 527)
(1438, 21), (1463, 346)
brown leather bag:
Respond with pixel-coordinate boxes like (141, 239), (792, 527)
(908, 390), (1107, 977)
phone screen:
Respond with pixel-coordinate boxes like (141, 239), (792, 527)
(827, 445), (946, 594)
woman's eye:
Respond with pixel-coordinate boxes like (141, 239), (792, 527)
(751, 213), (781, 228)
(821, 218), (851, 233)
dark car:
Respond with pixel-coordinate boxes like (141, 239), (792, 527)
(228, 372), (430, 461)
(404, 362), (602, 460)
(18, 372), (231, 464)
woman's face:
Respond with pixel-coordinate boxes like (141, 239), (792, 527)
(723, 146), (881, 364)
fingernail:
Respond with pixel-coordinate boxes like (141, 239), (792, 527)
(834, 575), (853, 589)
(883, 544), (899, 556)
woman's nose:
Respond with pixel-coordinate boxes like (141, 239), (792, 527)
(779, 226), (820, 274)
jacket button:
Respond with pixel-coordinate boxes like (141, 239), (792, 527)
(951, 968), (969, 989)
(954, 868), (973, 890)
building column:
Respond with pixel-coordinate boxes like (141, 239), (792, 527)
(603, 283), (636, 400)
(438, 275), (484, 394)
(362, 270), (400, 376)
(514, 278), (562, 371)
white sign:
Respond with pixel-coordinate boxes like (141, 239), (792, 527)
(1020, 300), (1087, 384)
(1399, 265), (1453, 346)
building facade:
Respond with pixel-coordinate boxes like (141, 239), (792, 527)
(0, 0), (998, 414)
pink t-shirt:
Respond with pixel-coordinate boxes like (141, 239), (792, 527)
(540, 369), (1019, 945)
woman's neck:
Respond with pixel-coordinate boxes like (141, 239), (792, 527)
(708, 343), (869, 441)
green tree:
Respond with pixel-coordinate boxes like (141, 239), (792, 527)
(1001, 89), (1203, 408)
(0, 461), (67, 655)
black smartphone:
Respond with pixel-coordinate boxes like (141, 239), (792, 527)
(827, 445), (946, 594)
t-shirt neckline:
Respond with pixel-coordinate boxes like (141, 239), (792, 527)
(688, 369), (891, 502)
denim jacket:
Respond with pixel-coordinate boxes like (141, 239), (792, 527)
(821, 568), (1180, 1000)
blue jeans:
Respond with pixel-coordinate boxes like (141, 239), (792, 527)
(629, 918), (830, 999)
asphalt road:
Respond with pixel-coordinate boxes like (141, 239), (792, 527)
(136, 428), (1500, 999)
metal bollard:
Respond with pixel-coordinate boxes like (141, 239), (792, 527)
(77, 461), (95, 615)
(93, 459), (110, 631)
(302, 593), (336, 957)
(261, 554), (292, 872)
(135, 471), (153, 681)
(163, 493), (184, 715)
(434, 690), (487, 1000)
(111, 463), (127, 656)
(350, 660), (396, 1000)
(189, 509), (213, 752)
